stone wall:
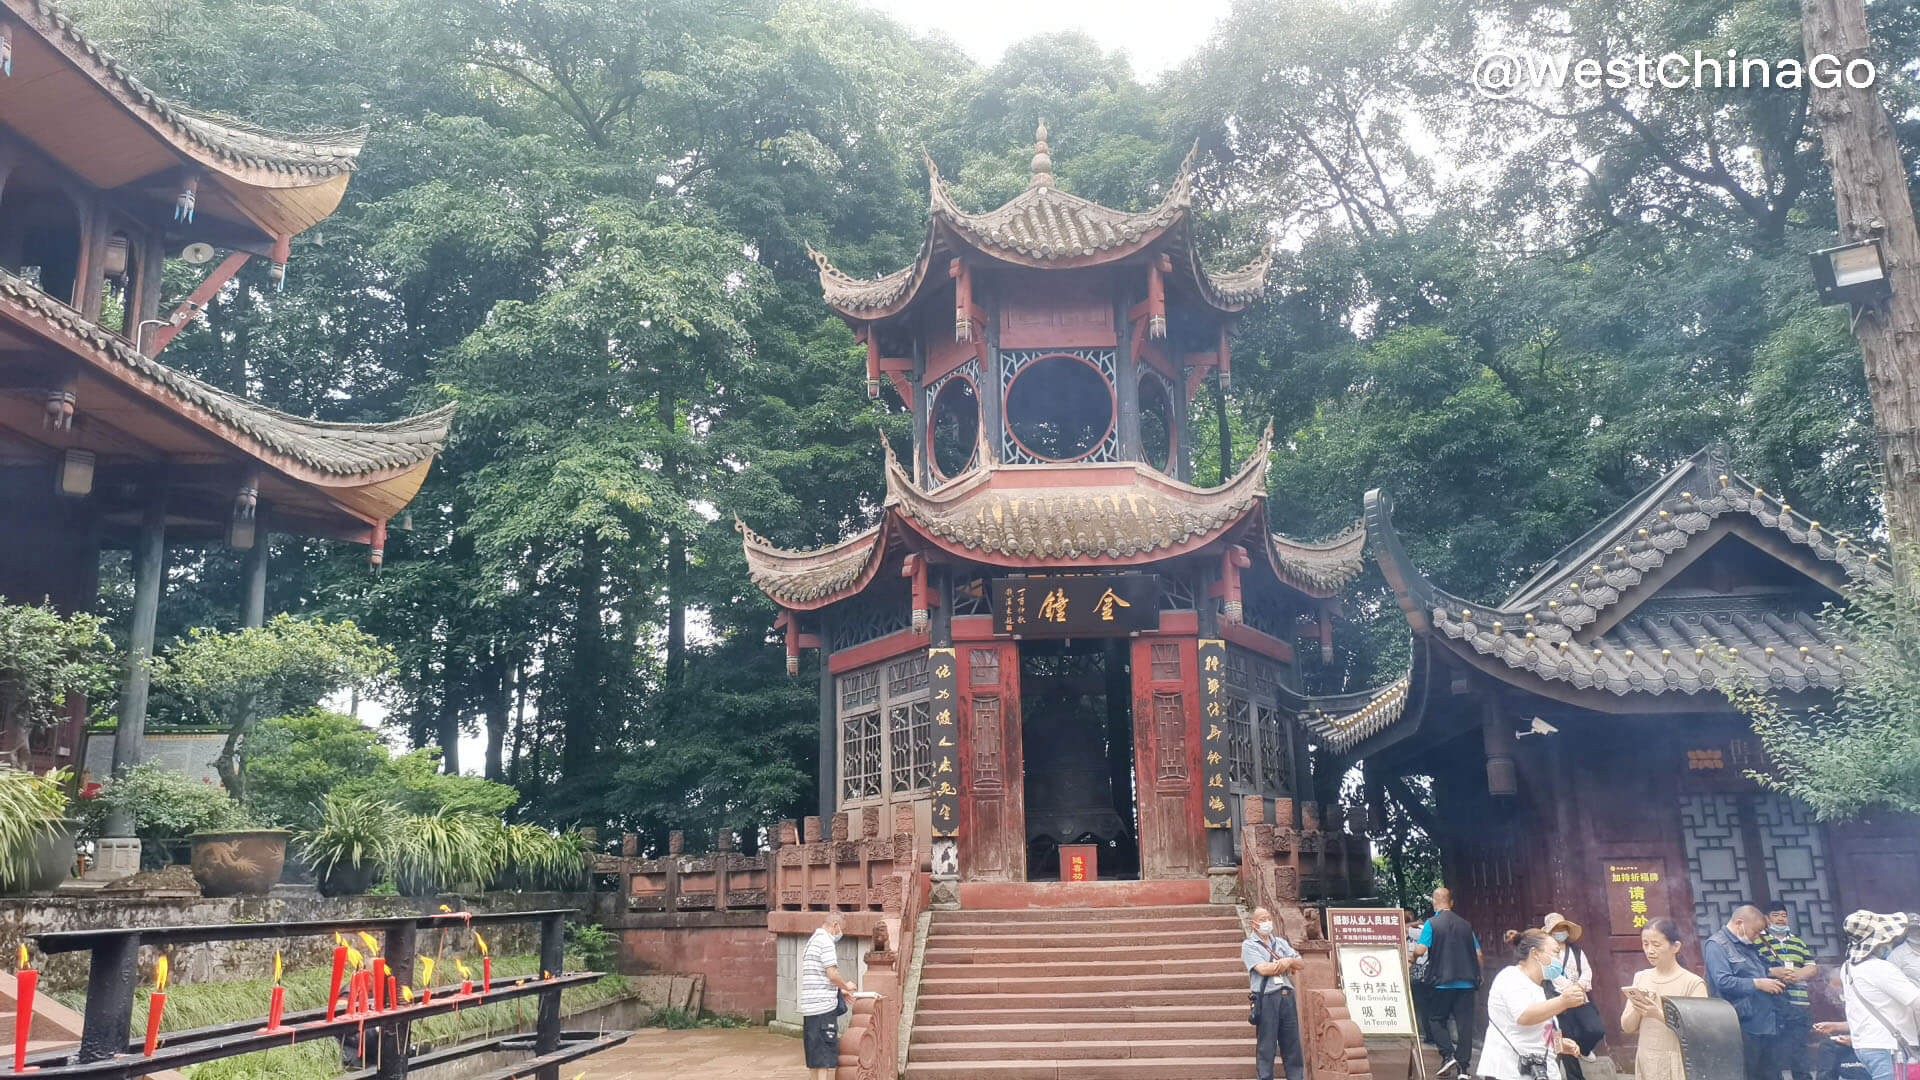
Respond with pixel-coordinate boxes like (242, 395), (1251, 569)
(614, 911), (779, 1021)
(1, 891), (588, 992)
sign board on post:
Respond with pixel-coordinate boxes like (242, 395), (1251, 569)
(1327, 908), (1417, 1039)
(1060, 844), (1097, 882)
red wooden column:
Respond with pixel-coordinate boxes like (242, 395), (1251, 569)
(1132, 636), (1207, 879)
(959, 642), (1026, 881)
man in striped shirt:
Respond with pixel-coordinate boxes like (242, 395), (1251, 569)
(800, 911), (859, 1079)
(1762, 906), (1820, 1080)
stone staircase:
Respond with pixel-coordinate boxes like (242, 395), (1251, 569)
(906, 898), (1255, 1079)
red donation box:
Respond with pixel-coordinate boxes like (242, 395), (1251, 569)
(1060, 844), (1098, 882)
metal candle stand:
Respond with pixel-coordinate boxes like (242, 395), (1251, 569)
(4, 908), (628, 1080)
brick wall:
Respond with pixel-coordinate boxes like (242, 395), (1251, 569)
(616, 911), (777, 1020)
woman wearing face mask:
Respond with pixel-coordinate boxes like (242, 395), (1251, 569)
(1621, 919), (1709, 1080)
(1542, 913), (1606, 1076)
(1480, 928), (1588, 1080)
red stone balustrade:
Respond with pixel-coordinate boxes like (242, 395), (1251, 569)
(772, 805), (925, 913)
(592, 829), (771, 912)
(1237, 795), (1377, 913)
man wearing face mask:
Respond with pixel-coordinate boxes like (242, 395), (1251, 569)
(1761, 906), (1820, 1080)
(1705, 904), (1789, 1080)
(1244, 906), (1306, 1080)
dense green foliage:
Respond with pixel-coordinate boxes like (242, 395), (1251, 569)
(0, 767), (70, 890)
(66, 0), (1914, 832)
(77, 763), (254, 841)
(0, 601), (116, 764)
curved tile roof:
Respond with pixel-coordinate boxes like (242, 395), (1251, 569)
(736, 516), (886, 608)
(2, 271), (451, 478)
(812, 143), (1271, 318)
(1301, 676), (1412, 753)
(1266, 521), (1368, 594)
(18, 0), (365, 180)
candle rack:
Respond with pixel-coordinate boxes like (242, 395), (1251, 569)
(5, 909), (625, 1080)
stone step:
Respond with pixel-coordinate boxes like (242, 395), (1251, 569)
(911, 1022), (1250, 1045)
(919, 957), (1242, 979)
(930, 916), (1242, 935)
(916, 988), (1247, 1011)
(905, 1056), (1257, 1079)
(909, 1038), (1250, 1063)
(919, 971), (1246, 995)
(913, 1004), (1242, 1027)
(935, 904), (1239, 924)
(927, 929), (1238, 950)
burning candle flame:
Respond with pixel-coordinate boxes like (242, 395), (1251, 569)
(438, 905), (453, 913)
(473, 930), (490, 956)
(154, 955), (170, 992)
(17, 945), (26, 972)
(334, 932), (347, 947)
(358, 932), (381, 957)
(346, 945), (365, 970)
(400, 986), (413, 1004)
(455, 959), (471, 980)
(273, 951), (283, 985)
(419, 957), (436, 985)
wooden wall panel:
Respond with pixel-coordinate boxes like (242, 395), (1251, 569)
(959, 642), (1026, 882)
(1132, 635), (1206, 879)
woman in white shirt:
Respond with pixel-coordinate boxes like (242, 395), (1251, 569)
(1479, 927), (1590, 1080)
(1821, 911), (1920, 1080)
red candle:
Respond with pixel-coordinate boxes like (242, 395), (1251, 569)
(481, 957), (491, 996)
(371, 959), (388, 1011)
(14, 946), (39, 1073)
(263, 950), (285, 1032)
(386, 977), (397, 1012)
(143, 956), (170, 1057)
(460, 979), (472, 997)
(325, 946), (347, 1021)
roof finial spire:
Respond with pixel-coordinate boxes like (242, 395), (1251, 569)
(1030, 119), (1053, 188)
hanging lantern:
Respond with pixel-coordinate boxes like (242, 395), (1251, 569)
(1222, 599), (1244, 625)
(55, 450), (94, 498)
(912, 607), (929, 635)
(175, 177), (197, 223)
(865, 377), (881, 400)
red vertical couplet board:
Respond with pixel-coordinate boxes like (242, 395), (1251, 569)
(1197, 638), (1232, 828)
(959, 642), (1026, 881)
(1131, 636), (1206, 879)
(929, 647), (960, 837)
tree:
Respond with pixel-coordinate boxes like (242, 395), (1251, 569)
(153, 617), (391, 801)
(1730, 554), (1920, 820)
(0, 601), (116, 767)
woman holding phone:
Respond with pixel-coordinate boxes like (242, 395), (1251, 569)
(1621, 919), (1709, 1080)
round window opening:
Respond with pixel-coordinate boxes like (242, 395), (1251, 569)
(1005, 354), (1114, 462)
(1139, 375), (1173, 472)
(931, 377), (979, 479)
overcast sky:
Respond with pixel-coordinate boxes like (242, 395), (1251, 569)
(856, 0), (1235, 76)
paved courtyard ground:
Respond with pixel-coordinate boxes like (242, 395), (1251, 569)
(583, 1025), (810, 1079)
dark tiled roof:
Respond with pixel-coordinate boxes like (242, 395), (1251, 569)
(735, 517), (886, 607)
(19, 0), (364, 178)
(1300, 676), (1411, 753)
(1265, 522), (1368, 594)
(2, 272), (451, 476)
(811, 147), (1271, 317)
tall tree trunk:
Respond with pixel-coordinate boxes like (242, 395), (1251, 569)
(482, 640), (510, 782)
(508, 656), (527, 787)
(563, 532), (604, 781)
(1803, 0), (1920, 546)
(660, 397), (686, 684)
(1211, 376), (1233, 482)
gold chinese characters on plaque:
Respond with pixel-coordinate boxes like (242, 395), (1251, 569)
(1197, 639), (1230, 828)
(928, 647), (960, 837)
(1604, 859), (1671, 933)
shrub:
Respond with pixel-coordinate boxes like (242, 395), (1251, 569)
(564, 922), (617, 971)
(0, 767), (69, 890)
(242, 711), (388, 830)
(0, 601), (115, 762)
(497, 824), (591, 891)
(77, 763), (252, 842)
(297, 793), (400, 882)
(391, 810), (503, 895)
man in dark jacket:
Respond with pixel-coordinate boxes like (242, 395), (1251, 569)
(1704, 904), (1789, 1080)
(1410, 886), (1483, 1078)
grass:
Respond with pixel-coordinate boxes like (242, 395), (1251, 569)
(51, 953), (633, 1080)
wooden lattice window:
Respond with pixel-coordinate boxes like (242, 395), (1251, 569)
(1258, 704), (1291, 795)
(840, 669), (879, 712)
(970, 647), (1000, 685)
(1226, 695), (1255, 786)
(889, 700), (933, 794)
(1150, 643), (1181, 682)
(971, 695), (1003, 792)
(842, 710), (881, 801)
(888, 654), (930, 696)
(1154, 691), (1187, 783)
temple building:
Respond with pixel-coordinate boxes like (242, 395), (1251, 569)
(0, 0), (450, 867)
(1305, 446), (1920, 1027)
(741, 126), (1368, 883)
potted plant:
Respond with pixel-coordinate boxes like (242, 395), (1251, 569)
(298, 793), (397, 896)
(392, 810), (502, 897)
(497, 824), (593, 892)
(0, 767), (76, 894)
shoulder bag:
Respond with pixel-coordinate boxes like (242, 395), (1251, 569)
(1250, 938), (1282, 1026)
(1844, 965), (1920, 1080)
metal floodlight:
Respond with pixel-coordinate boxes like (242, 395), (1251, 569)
(55, 449), (94, 498)
(1811, 238), (1892, 307)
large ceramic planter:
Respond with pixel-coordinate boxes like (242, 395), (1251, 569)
(13, 818), (77, 894)
(318, 860), (379, 897)
(190, 829), (291, 897)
